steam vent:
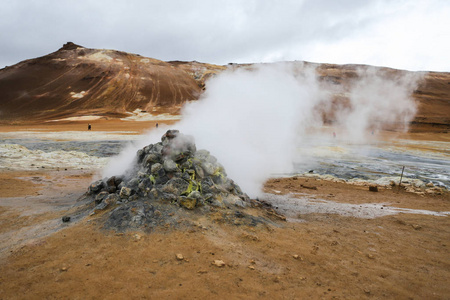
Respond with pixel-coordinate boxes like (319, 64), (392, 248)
(86, 130), (282, 231)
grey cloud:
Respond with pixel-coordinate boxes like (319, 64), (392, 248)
(0, 0), (448, 71)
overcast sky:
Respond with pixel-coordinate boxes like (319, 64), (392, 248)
(1, 0), (449, 71)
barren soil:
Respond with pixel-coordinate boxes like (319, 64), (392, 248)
(0, 122), (449, 299)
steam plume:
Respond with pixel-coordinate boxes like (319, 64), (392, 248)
(103, 63), (422, 197)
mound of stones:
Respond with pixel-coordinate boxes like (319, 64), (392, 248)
(86, 130), (274, 231)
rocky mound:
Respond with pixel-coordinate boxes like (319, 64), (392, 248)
(85, 130), (281, 231)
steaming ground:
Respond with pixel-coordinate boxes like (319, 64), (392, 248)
(104, 64), (423, 197)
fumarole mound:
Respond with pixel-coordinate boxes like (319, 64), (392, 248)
(86, 130), (282, 231)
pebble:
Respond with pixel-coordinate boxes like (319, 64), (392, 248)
(212, 260), (226, 267)
(176, 253), (184, 260)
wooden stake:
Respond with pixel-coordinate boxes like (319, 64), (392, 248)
(398, 166), (405, 193)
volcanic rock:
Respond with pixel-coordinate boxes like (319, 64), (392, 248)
(86, 130), (275, 231)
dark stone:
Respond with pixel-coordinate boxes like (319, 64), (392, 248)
(114, 176), (123, 187)
(107, 186), (117, 193)
(62, 216), (71, 222)
(106, 176), (116, 188)
(88, 180), (104, 194)
(369, 185), (379, 192)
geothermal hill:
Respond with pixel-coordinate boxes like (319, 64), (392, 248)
(0, 42), (449, 131)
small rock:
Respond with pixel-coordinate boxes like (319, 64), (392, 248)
(176, 253), (184, 261)
(61, 216), (71, 223)
(95, 191), (109, 204)
(89, 180), (104, 194)
(163, 159), (178, 172)
(248, 265), (255, 270)
(212, 260), (226, 267)
(151, 163), (163, 174)
(119, 186), (132, 199)
(104, 193), (120, 205)
(412, 224), (422, 230)
(369, 185), (378, 192)
(60, 267), (68, 272)
(134, 234), (142, 241)
(367, 254), (375, 259)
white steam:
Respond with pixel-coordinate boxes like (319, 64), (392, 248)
(103, 63), (422, 197)
(335, 68), (421, 141)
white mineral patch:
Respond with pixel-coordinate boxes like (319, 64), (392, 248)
(70, 91), (86, 99)
(262, 193), (450, 219)
(85, 51), (113, 62)
(0, 131), (141, 142)
(48, 116), (103, 122)
(300, 173), (426, 189)
(0, 144), (109, 171)
(121, 109), (181, 121)
(125, 73), (130, 79)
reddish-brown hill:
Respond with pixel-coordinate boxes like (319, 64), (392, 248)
(0, 42), (217, 122)
(0, 43), (448, 131)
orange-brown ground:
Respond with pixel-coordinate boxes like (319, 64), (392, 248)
(0, 122), (449, 299)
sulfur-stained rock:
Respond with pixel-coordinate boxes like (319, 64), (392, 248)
(179, 197), (197, 210)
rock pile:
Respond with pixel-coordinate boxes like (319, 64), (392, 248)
(86, 130), (272, 231)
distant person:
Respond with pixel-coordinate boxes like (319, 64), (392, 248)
(156, 123), (159, 128)
(88, 124), (91, 131)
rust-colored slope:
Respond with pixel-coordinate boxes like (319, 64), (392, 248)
(0, 43), (202, 122)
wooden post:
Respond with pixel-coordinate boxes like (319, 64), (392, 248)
(398, 166), (405, 193)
